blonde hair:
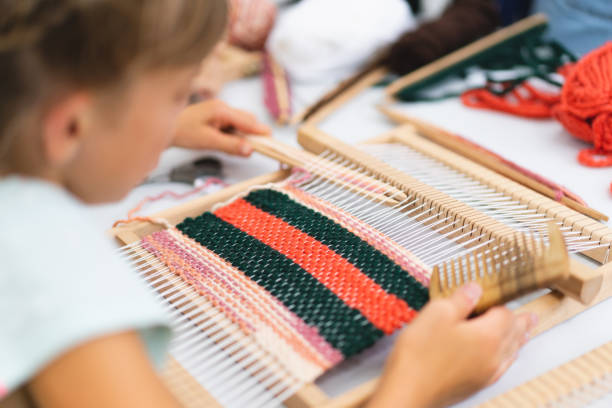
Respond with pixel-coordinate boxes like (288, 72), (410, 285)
(0, 0), (228, 159)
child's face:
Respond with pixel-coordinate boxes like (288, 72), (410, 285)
(65, 67), (195, 203)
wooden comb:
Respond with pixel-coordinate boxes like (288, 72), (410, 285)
(429, 223), (570, 314)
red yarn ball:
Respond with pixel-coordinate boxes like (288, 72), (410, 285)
(554, 42), (612, 167)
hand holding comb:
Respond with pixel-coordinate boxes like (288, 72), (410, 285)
(429, 223), (573, 314)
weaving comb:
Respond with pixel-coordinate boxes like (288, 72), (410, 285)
(429, 223), (569, 314)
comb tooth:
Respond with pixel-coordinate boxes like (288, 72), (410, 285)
(499, 243), (516, 308)
(522, 232), (534, 276)
(470, 251), (478, 281)
(450, 259), (458, 288)
(513, 238), (522, 276)
(534, 233), (543, 271)
(442, 262), (449, 293)
(514, 234), (522, 262)
(513, 237), (527, 293)
(430, 265), (442, 298)
(499, 244), (507, 273)
(458, 258), (466, 287)
(480, 246), (489, 279)
(472, 250), (481, 280)
(492, 245), (502, 275)
(482, 246), (490, 276)
(537, 233), (544, 257)
(461, 256), (468, 285)
(500, 242), (510, 279)
(529, 232), (537, 260)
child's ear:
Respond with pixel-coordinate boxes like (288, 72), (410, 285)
(41, 93), (92, 167)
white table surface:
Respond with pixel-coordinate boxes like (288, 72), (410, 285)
(91, 76), (612, 407)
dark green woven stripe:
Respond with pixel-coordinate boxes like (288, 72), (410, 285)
(244, 189), (429, 311)
(177, 212), (384, 358)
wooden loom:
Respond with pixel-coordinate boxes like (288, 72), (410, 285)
(112, 121), (612, 407)
(294, 14), (608, 224)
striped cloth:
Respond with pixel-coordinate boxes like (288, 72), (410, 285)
(141, 188), (428, 381)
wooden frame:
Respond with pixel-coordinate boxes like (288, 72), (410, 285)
(112, 124), (612, 407)
(476, 341), (612, 407)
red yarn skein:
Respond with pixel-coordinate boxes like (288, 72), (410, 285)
(553, 42), (612, 169)
(460, 42), (612, 194)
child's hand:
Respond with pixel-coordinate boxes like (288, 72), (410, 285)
(367, 283), (538, 408)
(173, 99), (271, 156)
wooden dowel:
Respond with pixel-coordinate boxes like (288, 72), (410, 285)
(555, 259), (603, 305)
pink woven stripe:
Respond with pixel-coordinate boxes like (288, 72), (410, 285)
(142, 233), (256, 332)
(142, 229), (341, 368)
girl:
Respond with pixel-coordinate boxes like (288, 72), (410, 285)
(0, 1), (535, 407)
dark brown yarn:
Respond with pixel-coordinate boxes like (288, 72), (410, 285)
(300, 0), (500, 122)
(385, 0), (501, 75)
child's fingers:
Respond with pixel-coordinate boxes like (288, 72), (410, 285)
(487, 353), (518, 385)
(489, 313), (538, 385)
(470, 306), (514, 332)
(214, 102), (271, 135)
(513, 312), (538, 346)
(206, 128), (253, 156)
(500, 312), (537, 357)
(468, 306), (516, 355)
(447, 282), (483, 320)
(471, 309), (536, 383)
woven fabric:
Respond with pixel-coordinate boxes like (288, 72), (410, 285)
(281, 181), (431, 286)
(140, 188), (429, 380)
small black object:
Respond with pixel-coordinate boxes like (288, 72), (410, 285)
(169, 156), (223, 184)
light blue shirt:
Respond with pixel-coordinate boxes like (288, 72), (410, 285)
(533, 0), (612, 56)
(0, 177), (171, 398)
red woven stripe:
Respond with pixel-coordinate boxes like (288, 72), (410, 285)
(214, 198), (416, 334)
